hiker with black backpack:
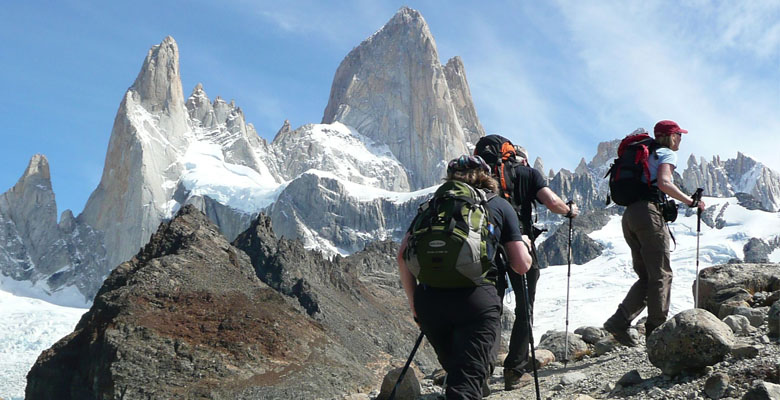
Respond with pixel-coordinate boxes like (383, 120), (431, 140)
(473, 135), (578, 391)
(398, 155), (534, 399)
(602, 120), (707, 346)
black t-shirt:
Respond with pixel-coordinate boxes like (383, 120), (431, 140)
(486, 195), (525, 244)
(509, 164), (548, 233)
(485, 195), (524, 283)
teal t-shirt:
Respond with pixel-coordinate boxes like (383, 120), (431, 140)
(645, 147), (677, 185)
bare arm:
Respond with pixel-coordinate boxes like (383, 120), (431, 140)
(537, 187), (579, 217)
(504, 235), (533, 275)
(657, 164), (706, 210)
(397, 234), (418, 320)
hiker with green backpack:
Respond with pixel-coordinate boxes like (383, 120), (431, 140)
(602, 120), (707, 346)
(398, 155), (533, 399)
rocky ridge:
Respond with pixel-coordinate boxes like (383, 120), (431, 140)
(26, 206), (436, 399)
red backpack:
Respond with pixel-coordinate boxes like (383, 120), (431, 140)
(605, 131), (662, 206)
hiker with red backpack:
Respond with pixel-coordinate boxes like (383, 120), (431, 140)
(397, 155), (534, 399)
(603, 120), (707, 346)
(473, 135), (578, 391)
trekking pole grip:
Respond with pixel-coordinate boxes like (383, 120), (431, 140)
(691, 188), (704, 208)
(565, 200), (575, 219)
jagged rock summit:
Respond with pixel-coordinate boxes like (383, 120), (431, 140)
(683, 152), (780, 212)
(322, 6), (483, 190)
(0, 155), (106, 304)
(79, 36), (192, 272)
(26, 205), (436, 399)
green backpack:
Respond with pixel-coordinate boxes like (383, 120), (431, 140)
(403, 180), (497, 288)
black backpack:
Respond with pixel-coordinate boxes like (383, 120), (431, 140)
(605, 132), (663, 206)
(474, 135), (521, 207)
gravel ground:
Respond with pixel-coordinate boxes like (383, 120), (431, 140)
(406, 324), (779, 400)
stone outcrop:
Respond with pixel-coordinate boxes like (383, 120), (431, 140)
(646, 309), (735, 376)
(695, 263), (780, 316)
(536, 218), (605, 267)
(744, 238), (774, 263)
(321, 7), (474, 190)
(27, 206), (435, 399)
(79, 36), (191, 271)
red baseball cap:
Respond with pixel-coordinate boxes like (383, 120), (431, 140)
(654, 120), (688, 137)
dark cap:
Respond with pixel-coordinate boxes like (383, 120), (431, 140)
(654, 120), (688, 137)
(447, 155), (490, 174)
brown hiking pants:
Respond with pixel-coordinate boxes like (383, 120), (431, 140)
(617, 200), (672, 334)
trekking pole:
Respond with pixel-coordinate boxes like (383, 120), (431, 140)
(521, 273), (542, 400)
(388, 331), (425, 400)
(691, 188), (704, 308)
(564, 200), (574, 367)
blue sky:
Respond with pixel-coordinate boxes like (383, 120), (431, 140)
(2, 1), (778, 216)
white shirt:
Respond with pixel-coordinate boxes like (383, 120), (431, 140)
(645, 146), (677, 185)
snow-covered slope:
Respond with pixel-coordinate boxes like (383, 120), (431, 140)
(0, 282), (87, 399)
(272, 122), (411, 191)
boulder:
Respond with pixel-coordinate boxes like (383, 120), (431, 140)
(574, 326), (609, 344)
(730, 344), (760, 359)
(703, 372), (729, 400)
(723, 314), (757, 335)
(719, 301), (753, 320)
(769, 301), (780, 338)
(594, 337), (620, 356)
(696, 264), (780, 316)
(710, 287), (753, 314)
(742, 381), (780, 400)
(646, 309), (735, 376)
(533, 349), (556, 369)
(376, 367), (421, 400)
(538, 331), (589, 362)
(560, 371), (587, 386)
(616, 369), (643, 387)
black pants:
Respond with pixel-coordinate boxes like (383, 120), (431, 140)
(415, 284), (501, 399)
(502, 267), (540, 373)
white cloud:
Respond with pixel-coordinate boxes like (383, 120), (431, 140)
(549, 0), (780, 172)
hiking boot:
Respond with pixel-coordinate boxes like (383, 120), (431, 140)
(604, 317), (639, 347)
(504, 369), (533, 391)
